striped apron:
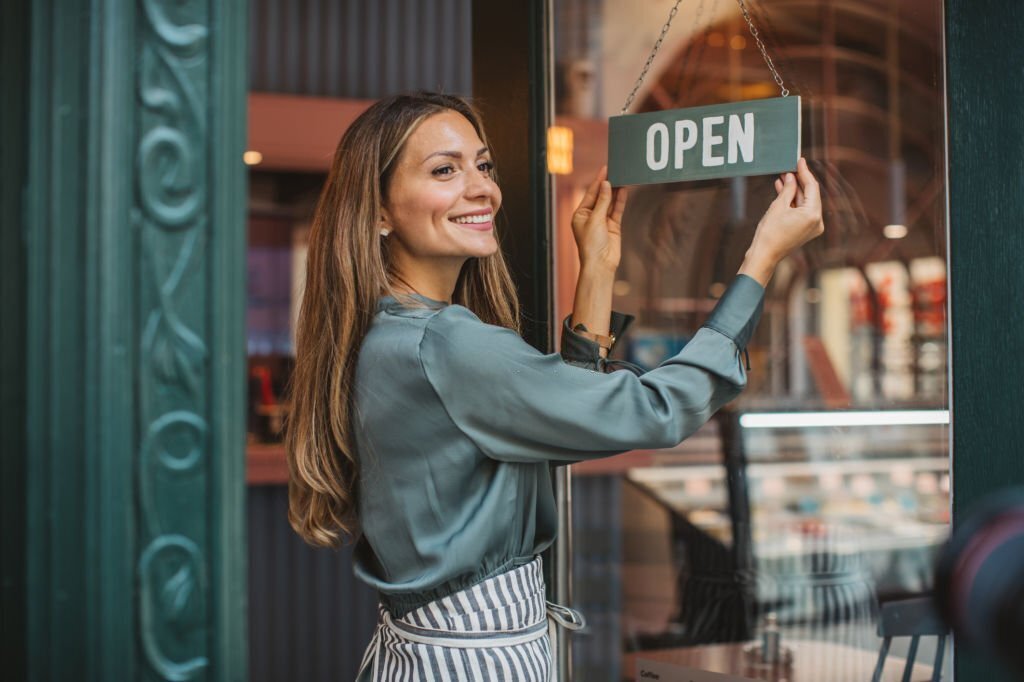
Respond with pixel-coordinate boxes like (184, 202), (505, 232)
(356, 557), (585, 681)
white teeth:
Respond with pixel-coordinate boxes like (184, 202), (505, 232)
(451, 213), (492, 224)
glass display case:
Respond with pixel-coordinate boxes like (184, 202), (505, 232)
(569, 410), (950, 681)
(626, 413), (948, 636)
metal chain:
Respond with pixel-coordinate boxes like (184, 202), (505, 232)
(620, 0), (684, 115)
(620, 0), (790, 115)
(671, 0), (712, 102)
(734, 0), (789, 96)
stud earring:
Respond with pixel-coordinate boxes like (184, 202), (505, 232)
(380, 227), (391, 237)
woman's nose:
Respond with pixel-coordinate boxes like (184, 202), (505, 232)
(465, 170), (498, 199)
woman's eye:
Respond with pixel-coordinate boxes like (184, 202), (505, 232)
(431, 165), (455, 176)
(479, 161), (495, 173)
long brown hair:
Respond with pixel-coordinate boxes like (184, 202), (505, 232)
(286, 92), (521, 547)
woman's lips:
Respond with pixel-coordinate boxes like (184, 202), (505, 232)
(449, 212), (494, 230)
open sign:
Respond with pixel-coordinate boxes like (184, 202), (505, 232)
(608, 96), (801, 186)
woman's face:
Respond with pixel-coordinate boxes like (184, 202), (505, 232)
(382, 110), (502, 270)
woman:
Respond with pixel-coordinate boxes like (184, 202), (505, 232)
(286, 92), (823, 681)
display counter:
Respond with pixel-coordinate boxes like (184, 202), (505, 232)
(591, 409), (951, 661)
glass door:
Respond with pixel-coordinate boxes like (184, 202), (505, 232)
(551, 0), (951, 679)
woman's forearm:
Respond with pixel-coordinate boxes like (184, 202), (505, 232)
(570, 265), (616, 357)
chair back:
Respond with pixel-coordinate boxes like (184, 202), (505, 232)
(871, 596), (949, 682)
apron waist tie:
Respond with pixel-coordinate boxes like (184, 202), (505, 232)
(545, 600), (586, 682)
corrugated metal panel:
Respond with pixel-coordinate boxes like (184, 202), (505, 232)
(572, 474), (623, 680)
(250, 0), (472, 98)
(248, 485), (378, 682)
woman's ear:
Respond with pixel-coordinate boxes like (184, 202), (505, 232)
(379, 211), (392, 238)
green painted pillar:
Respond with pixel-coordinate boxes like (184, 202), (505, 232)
(946, 1), (1024, 681)
(3, 0), (248, 679)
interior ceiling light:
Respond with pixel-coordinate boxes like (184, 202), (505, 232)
(546, 126), (573, 175)
(740, 410), (950, 429)
(243, 150), (263, 166)
(884, 223), (908, 239)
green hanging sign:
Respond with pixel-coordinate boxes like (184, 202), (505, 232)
(607, 96), (801, 187)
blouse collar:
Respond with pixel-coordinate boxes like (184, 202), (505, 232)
(377, 292), (450, 313)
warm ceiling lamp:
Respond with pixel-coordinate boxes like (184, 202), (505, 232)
(243, 150), (263, 166)
(547, 126), (573, 175)
(884, 223), (908, 239)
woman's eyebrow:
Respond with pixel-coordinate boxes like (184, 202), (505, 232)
(421, 147), (490, 164)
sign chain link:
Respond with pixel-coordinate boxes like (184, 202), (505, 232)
(621, 0), (789, 116)
(620, 0), (684, 115)
(671, 0), (712, 99)
(735, 0), (790, 97)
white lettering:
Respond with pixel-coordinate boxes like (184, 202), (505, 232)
(673, 120), (698, 169)
(640, 110), (759, 173)
(728, 112), (755, 163)
(646, 123), (670, 171)
(702, 116), (725, 167)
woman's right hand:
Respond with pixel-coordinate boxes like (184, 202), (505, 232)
(739, 157), (825, 286)
(571, 165), (628, 275)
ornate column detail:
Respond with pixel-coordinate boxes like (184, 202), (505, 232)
(19, 0), (246, 679)
(136, 1), (214, 678)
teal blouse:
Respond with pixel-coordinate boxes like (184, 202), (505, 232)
(352, 275), (765, 616)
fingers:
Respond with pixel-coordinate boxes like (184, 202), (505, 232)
(774, 172), (797, 208)
(576, 165), (608, 212)
(795, 157), (821, 209)
(577, 176), (601, 212)
(610, 186), (629, 223)
(593, 179), (613, 216)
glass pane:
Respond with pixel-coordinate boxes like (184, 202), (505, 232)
(246, 172), (321, 446)
(553, 0), (950, 679)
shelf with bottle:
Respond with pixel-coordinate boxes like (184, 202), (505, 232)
(245, 176), (319, 484)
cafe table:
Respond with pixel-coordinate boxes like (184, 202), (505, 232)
(622, 639), (934, 682)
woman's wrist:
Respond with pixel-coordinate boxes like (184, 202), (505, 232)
(571, 265), (615, 358)
(737, 247), (778, 287)
(578, 258), (618, 280)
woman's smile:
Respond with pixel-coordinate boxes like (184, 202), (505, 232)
(449, 208), (494, 231)
(380, 110), (503, 298)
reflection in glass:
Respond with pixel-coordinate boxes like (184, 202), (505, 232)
(555, 0), (950, 679)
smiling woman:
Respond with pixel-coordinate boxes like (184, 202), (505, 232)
(284, 91), (823, 681)
(380, 110), (503, 300)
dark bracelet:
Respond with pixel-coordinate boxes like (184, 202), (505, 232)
(572, 322), (615, 351)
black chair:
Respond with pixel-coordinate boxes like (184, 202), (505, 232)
(871, 596), (949, 682)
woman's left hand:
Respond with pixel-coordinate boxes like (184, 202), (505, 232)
(571, 166), (629, 274)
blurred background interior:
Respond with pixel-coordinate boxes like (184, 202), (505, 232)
(243, 0), (951, 680)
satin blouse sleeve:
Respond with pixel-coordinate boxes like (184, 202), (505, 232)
(558, 310), (636, 372)
(417, 275), (765, 463)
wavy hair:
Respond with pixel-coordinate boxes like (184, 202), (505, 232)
(286, 92), (521, 547)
